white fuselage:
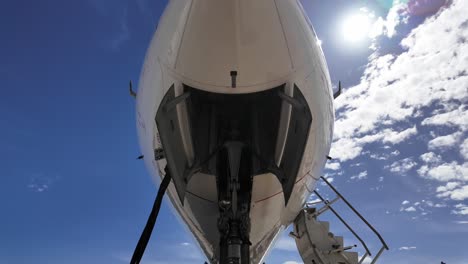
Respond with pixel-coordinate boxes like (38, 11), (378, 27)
(136, 0), (334, 263)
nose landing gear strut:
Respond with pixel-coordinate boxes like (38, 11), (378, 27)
(217, 141), (252, 264)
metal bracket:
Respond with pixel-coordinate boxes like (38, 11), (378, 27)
(313, 197), (341, 217)
(230, 71), (238, 88)
(278, 90), (304, 110)
(154, 148), (165, 160)
(288, 231), (301, 239)
(162, 92), (191, 113)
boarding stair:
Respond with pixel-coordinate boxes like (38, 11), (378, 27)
(289, 176), (389, 264)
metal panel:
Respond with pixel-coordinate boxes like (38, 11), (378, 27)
(155, 85), (190, 203)
(278, 85), (312, 204)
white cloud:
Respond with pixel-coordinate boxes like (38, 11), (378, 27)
(428, 132), (463, 150)
(28, 183), (49, 192)
(418, 162), (468, 182)
(436, 182), (461, 192)
(331, 127), (418, 162)
(331, 0), (468, 163)
(452, 204), (468, 215)
(369, 153), (387, 160)
(388, 158), (417, 173)
(461, 138), (468, 160)
(325, 161), (341, 171)
(368, 2), (408, 39)
(455, 221), (468, 224)
(330, 138), (363, 161)
(400, 199), (448, 216)
(27, 174), (59, 193)
(323, 175), (334, 184)
(369, 17), (386, 39)
(450, 186), (468, 200)
(425, 200), (434, 207)
(438, 185), (468, 201)
(422, 106), (468, 132)
(351, 171), (368, 181)
(399, 246), (417, 251)
(382, 126), (418, 144)
(328, 0), (468, 229)
(420, 152), (442, 164)
(450, 185), (468, 201)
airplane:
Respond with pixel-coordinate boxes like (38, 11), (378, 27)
(129, 0), (388, 263)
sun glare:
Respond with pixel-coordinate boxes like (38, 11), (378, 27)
(342, 13), (371, 43)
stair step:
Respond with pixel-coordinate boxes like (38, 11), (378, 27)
(293, 177), (389, 264)
(327, 251), (359, 264)
(333, 236), (344, 247)
(341, 251), (359, 264)
(318, 221), (329, 232)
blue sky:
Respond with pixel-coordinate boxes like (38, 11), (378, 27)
(0, 0), (467, 263)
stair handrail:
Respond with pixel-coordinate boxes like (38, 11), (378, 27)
(370, 246), (386, 264)
(313, 190), (371, 257)
(320, 176), (390, 251)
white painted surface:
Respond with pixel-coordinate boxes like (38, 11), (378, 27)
(136, 0), (334, 263)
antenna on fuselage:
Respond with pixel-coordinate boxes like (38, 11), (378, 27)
(333, 81), (342, 99)
(129, 80), (137, 98)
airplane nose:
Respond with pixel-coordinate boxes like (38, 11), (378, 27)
(171, 0), (294, 88)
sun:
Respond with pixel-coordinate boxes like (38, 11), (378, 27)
(342, 13), (371, 43)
